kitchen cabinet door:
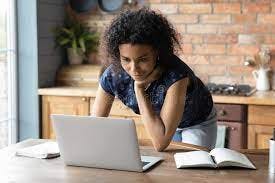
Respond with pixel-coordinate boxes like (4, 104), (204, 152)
(42, 96), (90, 139)
(90, 97), (150, 141)
(248, 125), (275, 149)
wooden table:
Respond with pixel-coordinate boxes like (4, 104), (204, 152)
(0, 139), (274, 183)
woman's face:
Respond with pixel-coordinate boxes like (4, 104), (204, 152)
(119, 44), (157, 81)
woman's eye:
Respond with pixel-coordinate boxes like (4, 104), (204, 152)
(121, 59), (130, 63)
(138, 58), (148, 63)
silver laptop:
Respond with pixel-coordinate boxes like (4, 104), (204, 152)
(51, 114), (163, 172)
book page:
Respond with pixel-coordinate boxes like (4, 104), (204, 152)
(174, 151), (216, 169)
(209, 148), (256, 169)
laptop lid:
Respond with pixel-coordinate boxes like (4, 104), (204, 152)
(51, 114), (143, 172)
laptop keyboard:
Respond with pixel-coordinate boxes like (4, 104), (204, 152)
(142, 161), (150, 167)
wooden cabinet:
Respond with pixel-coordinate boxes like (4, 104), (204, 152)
(90, 97), (150, 140)
(215, 104), (247, 150)
(248, 105), (275, 149)
(248, 125), (275, 149)
(42, 96), (90, 139)
(42, 95), (149, 140)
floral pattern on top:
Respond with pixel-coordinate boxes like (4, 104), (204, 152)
(99, 55), (213, 128)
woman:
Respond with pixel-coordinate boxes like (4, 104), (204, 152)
(92, 8), (217, 151)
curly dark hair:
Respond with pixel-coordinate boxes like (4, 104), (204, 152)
(100, 8), (181, 70)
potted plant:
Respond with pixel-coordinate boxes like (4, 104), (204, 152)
(54, 15), (99, 65)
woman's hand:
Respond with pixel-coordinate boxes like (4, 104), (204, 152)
(134, 66), (163, 91)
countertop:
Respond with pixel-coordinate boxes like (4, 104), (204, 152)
(38, 87), (275, 105)
(0, 139), (272, 183)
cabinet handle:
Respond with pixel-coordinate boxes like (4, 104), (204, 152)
(82, 97), (87, 101)
(230, 127), (236, 131)
(218, 109), (226, 116)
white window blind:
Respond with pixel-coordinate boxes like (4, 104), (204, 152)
(0, 0), (17, 148)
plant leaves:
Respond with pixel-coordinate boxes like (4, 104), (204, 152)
(72, 39), (77, 51)
(59, 38), (70, 46)
(79, 38), (86, 53)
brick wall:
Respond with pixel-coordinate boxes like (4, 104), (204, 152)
(76, 0), (275, 88)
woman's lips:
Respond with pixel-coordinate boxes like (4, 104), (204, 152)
(132, 75), (144, 80)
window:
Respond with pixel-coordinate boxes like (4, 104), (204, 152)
(0, 0), (17, 148)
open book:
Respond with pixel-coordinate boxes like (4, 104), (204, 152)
(16, 141), (60, 159)
(174, 148), (256, 169)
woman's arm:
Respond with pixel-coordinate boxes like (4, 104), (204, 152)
(134, 77), (188, 151)
(91, 85), (115, 117)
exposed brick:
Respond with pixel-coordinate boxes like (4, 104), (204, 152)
(182, 62), (196, 71)
(232, 14), (256, 24)
(260, 44), (275, 52)
(243, 3), (271, 13)
(263, 35), (275, 44)
(150, 4), (178, 14)
(194, 44), (226, 54)
(272, 3), (275, 13)
(270, 57), (275, 70)
(204, 34), (238, 44)
(245, 24), (271, 33)
(181, 34), (203, 43)
(228, 65), (254, 75)
(258, 14), (275, 24)
(179, 4), (212, 14)
(238, 34), (265, 44)
(194, 0), (226, 2)
(181, 44), (193, 54)
(213, 3), (241, 14)
(73, 0), (275, 86)
(227, 44), (259, 55)
(210, 55), (243, 65)
(194, 65), (227, 75)
(163, 0), (193, 2)
(200, 14), (231, 24)
(197, 73), (209, 83)
(243, 75), (256, 86)
(167, 14), (198, 24)
(175, 24), (186, 34)
(148, 0), (162, 3)
(187, 24), (218, 34)
(218, 25), (245, 34)
(209, 76), (243, 84)
(269, 25), (275, 33)
(179, 55), (210, 64)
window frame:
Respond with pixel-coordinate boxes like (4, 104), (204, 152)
(3, 0), (18, 144)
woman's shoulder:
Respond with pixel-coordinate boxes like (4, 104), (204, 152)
(100, 64), (132, 92)
(161, 55), (191, 80)
(101, 64), (129, 80)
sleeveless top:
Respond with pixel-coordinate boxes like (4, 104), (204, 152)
(99, 55), (213, 128)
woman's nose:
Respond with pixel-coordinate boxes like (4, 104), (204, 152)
(130, 62), (139, 73)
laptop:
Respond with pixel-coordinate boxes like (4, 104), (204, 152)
(51, 114), (163, 172)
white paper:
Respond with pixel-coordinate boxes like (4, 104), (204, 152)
(174, 148), (256, 169)
(15, 141), (60, 159)
(210, 148), (256, 169)
(174, 151), (216, 168)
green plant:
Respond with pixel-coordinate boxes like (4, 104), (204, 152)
(53, 15), (99, 56)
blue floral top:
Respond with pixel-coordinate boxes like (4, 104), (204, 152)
(99, 55), (213, 128)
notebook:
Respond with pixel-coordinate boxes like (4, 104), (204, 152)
(15, 141), (60, 159)
(174, 148), (256, 169)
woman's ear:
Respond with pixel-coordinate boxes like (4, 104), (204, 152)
(153, 49), (159, 62)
